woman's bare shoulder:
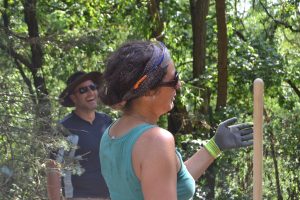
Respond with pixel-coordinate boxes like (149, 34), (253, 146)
(141, 126), (175, 145)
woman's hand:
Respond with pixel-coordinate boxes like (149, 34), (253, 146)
(215, 117), (253, 150)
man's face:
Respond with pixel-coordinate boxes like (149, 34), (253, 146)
(70, 80), (99, 111)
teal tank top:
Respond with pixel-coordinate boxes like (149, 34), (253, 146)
(100, 123), (195, 200)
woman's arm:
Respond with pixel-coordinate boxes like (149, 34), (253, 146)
(185, 117), (253, 180)
(133, 127), (178, 200)
(184, 148), (215, 180)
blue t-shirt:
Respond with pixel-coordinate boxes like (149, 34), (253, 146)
(57, 111), (112, 198)
(100, 123), (195, 200)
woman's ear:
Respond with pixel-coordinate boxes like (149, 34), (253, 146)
(144, 88), (160, 97)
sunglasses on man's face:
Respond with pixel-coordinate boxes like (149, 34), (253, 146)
(157, 71), (179, 89)
(75, 84), (98, 94)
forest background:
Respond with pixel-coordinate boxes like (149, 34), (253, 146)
(0, 0), (299, 199)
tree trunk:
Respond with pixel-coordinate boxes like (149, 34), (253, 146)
(168, 91), (193, 135)
(190, 0), (209, 77)
(215, 0), (228, 110)
(23, 0), (51, 133)
(148, 0), (164, 40)
(190, 1), (216, 198)
(147, 0), (192, 134)
(23, 0), (45, 92)
(264, 110), (283, 200)
(190, 0), (211, 116)
(203, 162), (216, 200)
(269, 129), (283, 200)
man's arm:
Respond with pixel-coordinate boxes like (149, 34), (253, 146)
(46, 160), (61, 200)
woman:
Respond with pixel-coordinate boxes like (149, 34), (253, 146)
(99, 40), (253, 200)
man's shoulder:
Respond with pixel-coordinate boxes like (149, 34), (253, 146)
(59, 112), (75, 125)
(58, 113), (79, 132)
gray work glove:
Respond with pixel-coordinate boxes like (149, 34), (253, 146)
(215, 117), (253, 151)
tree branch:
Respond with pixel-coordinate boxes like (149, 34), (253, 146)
(0, 43), (32, 68)
(286, 79), (300, 99)
(259, 0), (300, 32)
(14, 59), (37, 105)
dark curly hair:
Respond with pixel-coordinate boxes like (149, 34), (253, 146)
(99, 40), (170, 109)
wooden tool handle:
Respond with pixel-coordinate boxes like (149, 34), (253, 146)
(253, 78), (264, 200)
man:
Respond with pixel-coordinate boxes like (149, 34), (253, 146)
(47, 71), (112, 200)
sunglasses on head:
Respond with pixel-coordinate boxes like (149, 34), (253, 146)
(75, 84), (98, 94)
(157, 71), (179, 89)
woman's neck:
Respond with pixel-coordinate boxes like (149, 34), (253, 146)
(123, 110), (157, 125)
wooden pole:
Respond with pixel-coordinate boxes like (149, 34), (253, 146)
(253, 78), (264, 200)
